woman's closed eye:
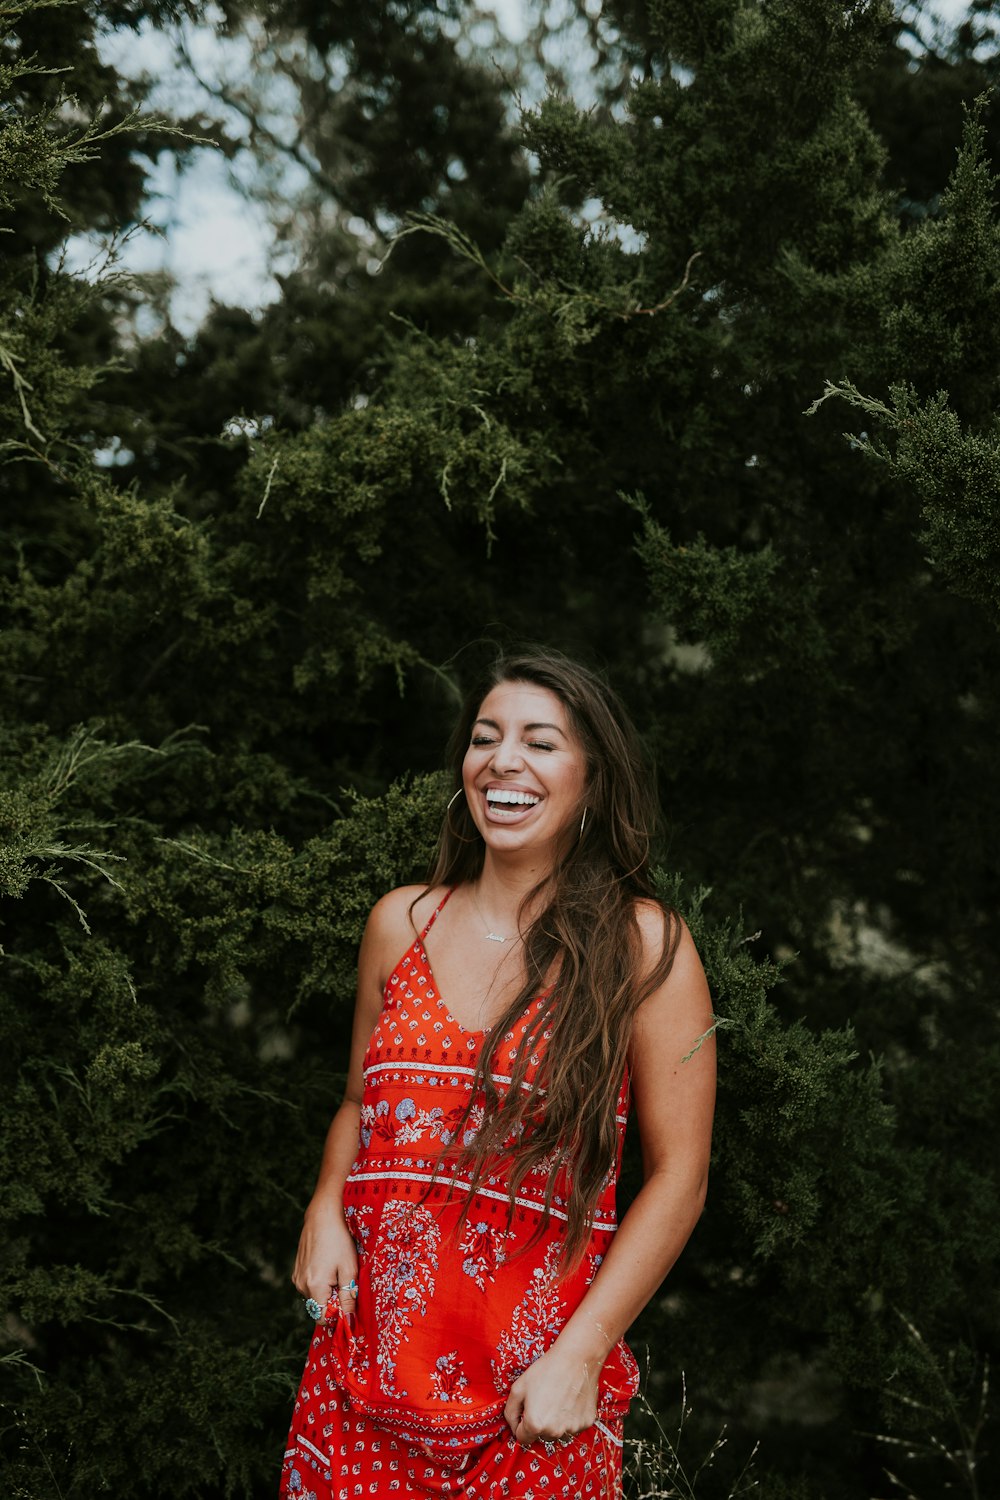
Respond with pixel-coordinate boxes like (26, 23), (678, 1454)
(470, 734), (555, 752)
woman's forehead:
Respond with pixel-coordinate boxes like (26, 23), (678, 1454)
(474, 680), (571, 730)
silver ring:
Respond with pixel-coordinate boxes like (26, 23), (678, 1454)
(304, 1296), (326, 1321)
(341, 1278), (358, 1298)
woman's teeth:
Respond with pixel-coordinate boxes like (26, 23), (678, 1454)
(486, 790), (539, 807)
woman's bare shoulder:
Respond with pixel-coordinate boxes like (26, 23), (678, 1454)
(365, 884), (451, 955)
(633, 895), (679, 951)
(633, 895), (672, 938)
(632, 897), (701, 988)
(628, 900), (713, 1079)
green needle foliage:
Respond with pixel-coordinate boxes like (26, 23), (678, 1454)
(3, 1), (1000, 1496)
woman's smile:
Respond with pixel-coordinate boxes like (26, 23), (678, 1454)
(482, 784), (543, 821)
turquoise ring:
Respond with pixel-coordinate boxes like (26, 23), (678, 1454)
(342, 1279), (358, 1298)
(304, 1297), (326, 1321)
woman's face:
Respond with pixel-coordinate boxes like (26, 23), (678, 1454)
(461, 680), (588, 860)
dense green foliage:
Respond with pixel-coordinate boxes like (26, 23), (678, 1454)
(3, 1), (1000, 1495)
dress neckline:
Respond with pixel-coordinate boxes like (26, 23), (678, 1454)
(412, 934), (495, 1039)
(401, 886), (550, 1040)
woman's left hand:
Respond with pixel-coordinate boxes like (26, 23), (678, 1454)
(503, 1343), (600, 1448)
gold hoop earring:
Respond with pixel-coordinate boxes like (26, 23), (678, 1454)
(445, 787), (480, 844)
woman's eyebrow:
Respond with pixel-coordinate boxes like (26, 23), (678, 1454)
(472, 717), (566, 736)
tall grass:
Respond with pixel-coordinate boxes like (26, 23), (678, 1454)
(624, 1373), (759, 1499)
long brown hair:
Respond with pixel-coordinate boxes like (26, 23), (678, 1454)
(424, 648), (679, 1267)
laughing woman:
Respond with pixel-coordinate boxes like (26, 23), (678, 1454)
(280, 649), (716, 1500)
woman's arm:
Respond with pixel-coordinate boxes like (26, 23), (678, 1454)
(291, 887), (424, 1318)
(504, 908), (716, 1444)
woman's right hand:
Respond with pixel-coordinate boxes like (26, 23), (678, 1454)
(292, 1195), (359, 1321)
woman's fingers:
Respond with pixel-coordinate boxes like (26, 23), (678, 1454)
(517, 1414), (580, 1448)
(515, 1413), (536, 1447)
(503, 1386), (525, 1439)
(299, 1263), (358, 1322)
(504, 1390), (547, 1448)
(504, 1364), (588, 1447)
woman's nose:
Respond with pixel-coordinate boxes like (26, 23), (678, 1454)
(490, 736), (525, 772)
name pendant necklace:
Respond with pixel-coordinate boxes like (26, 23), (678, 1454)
(471, 888), (514, 945)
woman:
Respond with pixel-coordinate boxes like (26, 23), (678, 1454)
(280, 650), (716, 1500)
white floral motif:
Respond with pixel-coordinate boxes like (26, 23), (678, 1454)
(428, 1349), (475, 1404)
(461, 1103), (485, 1147)
(343, 1200), (375, 1375)
(392, 1101), (464, 1146)
(369, 1201), (441, 1398)
(343, 1202), (374, 1252)
(491, 1241), (566, 1394)
(359, 1099), (392, 1147)
(459, 1218), (508, 1290)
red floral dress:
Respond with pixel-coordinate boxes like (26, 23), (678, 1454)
(280, 891), (639, 1499)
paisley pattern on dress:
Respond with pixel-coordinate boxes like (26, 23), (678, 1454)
(491, 1241), (567, 1395)
(368, 1200), (440, 1397)
(280, 889), (639, 1498)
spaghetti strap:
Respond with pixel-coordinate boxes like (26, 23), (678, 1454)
(418, 886), (454, 941)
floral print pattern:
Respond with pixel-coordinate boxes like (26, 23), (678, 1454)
(459, 1218), (508, 1290)
(429, 1350), (474, 1404)
(281, 889), (636, 1496)
(369, 1201), (440, 1397)
(491, 1241), (567, 1394)
(279, 1364), (625, 1499)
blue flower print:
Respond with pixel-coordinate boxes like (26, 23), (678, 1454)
(395, 1098), (416, 1122)
(288, 1469), (302, 1493)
